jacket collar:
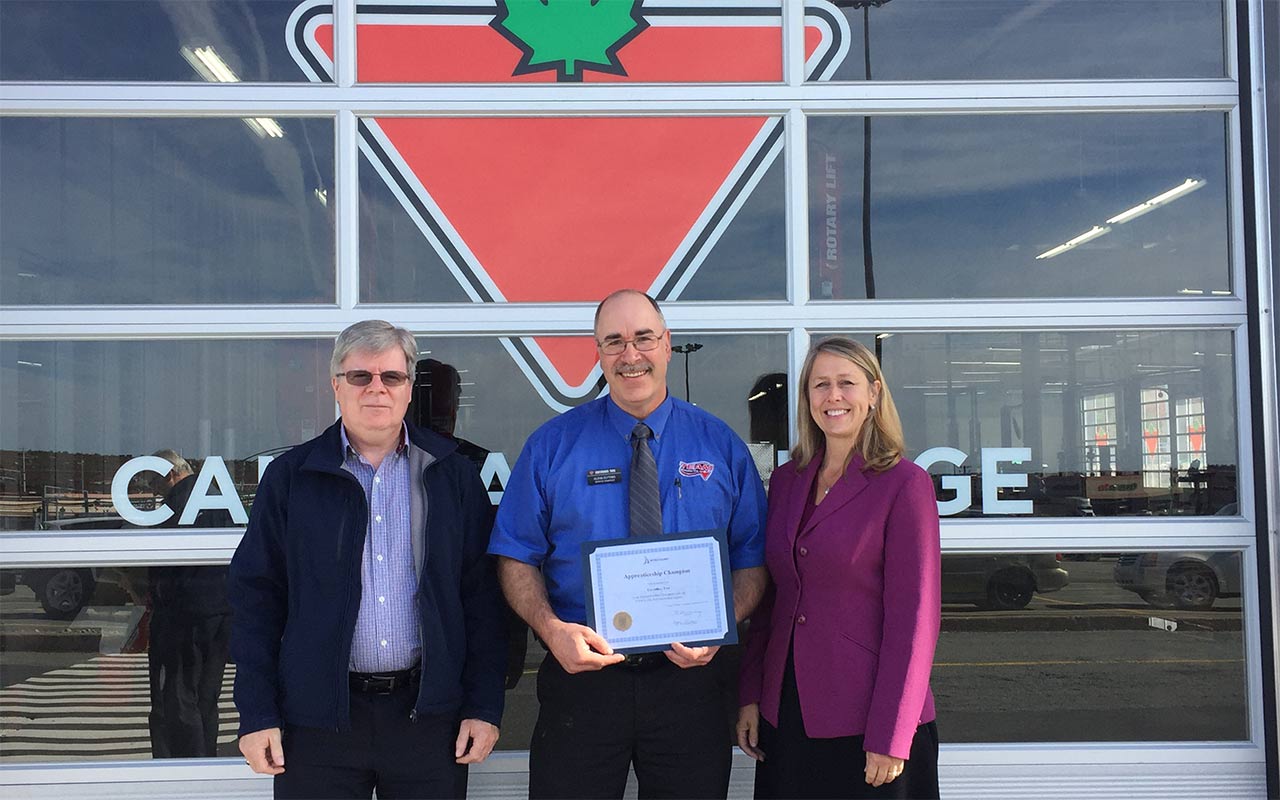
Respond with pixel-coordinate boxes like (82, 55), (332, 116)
(792, 448), (872, 539)
(302, 419), (458, 475)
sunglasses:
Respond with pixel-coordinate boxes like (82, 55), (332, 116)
(335, 370), (410, 387)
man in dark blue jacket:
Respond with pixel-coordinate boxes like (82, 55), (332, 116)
(229, 320), (506, 799)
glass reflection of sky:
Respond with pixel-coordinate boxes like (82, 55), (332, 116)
(0, 0), (315, 82)
(1, 1), (1223, 83)
(0, 334), (786, 474)
(0, 117), (335, 305)
(809, 113), (1230, 299)
(824, 0), (1224, 81)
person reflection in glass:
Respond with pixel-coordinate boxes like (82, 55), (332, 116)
(736, 337), (942, 799)
(413, 358), (490, 472)
(413, 357), (528, 692)
(147, 449), (234, 759)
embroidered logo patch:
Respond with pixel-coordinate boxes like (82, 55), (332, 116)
(678, 461), (715, 481)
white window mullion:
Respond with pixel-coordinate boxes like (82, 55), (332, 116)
(334, 0), (357, 88)
(337, 109), (360, 310)
(783, 0), (804, 88)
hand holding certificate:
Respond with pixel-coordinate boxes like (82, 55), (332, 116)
(582, 529), (737, 655)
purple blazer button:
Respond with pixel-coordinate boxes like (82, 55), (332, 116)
(797, 614), (807, 624)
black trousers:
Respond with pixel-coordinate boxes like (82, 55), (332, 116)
(274, 680), (467, 800)
(754, 654), (940, 800)
(147, 611), (230, 758)
(529, 654), (732, 800)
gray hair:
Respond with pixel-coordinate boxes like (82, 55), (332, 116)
(151, 449), (193, 477)
(330, 320), (418, 381)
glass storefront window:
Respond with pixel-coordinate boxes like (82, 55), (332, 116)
(812, 0), (1225, 82)
(277, 0), (862, 85)
(414, 333), (788, 476)
(0, 339), (333, 532)
(0, 564), (240, 762)
(0, 331), (786, 756)
(807, 113), (1230, 300)
(818, 330), (1237, 517)
(935, 551), (1245, 742)
(0, 0), (324, 82)
(346, 1), (789, 84)
(360, 117), (786, 304)
(0, 549), (1245, 764)
(0, 117), (335, 305)
(0, 333), (786, 534)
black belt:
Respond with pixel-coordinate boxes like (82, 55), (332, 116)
(539, 638), (668, 672)
(617, 652), (668, 672)
(349, 666), (421, 694)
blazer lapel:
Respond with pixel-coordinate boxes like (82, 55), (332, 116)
(801, 453), (873, 537)
(783, 458), (821, 547)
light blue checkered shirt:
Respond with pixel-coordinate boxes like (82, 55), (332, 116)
(341, 425), (421, 672)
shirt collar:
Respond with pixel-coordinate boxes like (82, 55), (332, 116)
(605, 392), (673, 442)
(340, 422), (409, 464)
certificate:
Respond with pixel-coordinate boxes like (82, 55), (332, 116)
(582, 529), (736, 655)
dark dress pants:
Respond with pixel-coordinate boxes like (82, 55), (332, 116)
(273, 679), (467, 800)
(754, 654), (940, 800)
(148, 611), (230, 758)
(529, 653), (733, 800)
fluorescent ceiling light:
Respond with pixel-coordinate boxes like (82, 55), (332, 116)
(1037, 177), (1205, 262)
(181, 46), (239, 83)
(181, 45), (285, 139)
(1105, 178), (1206, 225)
(1036, 225), (1111, 260)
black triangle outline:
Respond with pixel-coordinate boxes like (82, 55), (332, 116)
(290, 1), (847, 408)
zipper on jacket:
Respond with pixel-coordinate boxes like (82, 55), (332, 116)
(334, 477), (367, 732)
(411, 460), (432, 724)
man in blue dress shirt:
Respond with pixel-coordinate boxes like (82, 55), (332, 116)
(230, 320), (507, 799)
(489, 290), (768, 799)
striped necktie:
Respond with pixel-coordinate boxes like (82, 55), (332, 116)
(629, 422), (663, 538)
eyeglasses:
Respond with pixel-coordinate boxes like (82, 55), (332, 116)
(597, 332), (665, 356)
(335, 370), (410, 387)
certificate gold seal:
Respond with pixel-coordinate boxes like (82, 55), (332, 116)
(612, 611), (633, 632)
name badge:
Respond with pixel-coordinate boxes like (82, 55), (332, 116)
(587, 468), (623, 486)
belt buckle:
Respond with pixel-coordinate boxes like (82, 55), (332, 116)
(622, 652), (661, 671)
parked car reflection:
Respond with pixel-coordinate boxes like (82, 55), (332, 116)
(1113, 551), (1240, 610)
(942, 554), (1070, 610)
(4, 515), (138, 619)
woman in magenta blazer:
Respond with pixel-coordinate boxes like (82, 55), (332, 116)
(737, 337), (941, 799)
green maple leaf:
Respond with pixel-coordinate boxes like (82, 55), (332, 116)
(493, 0), (648, 81)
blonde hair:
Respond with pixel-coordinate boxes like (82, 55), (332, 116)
(790, 336), (904, 473)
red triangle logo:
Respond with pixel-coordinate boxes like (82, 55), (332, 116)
(288, 0), (849, 411)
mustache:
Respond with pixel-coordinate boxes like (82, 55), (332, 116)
(612, 361), (653, 375)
